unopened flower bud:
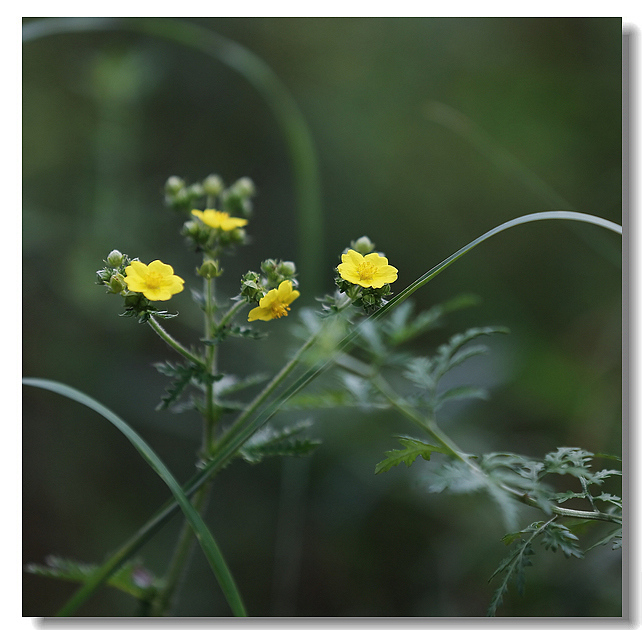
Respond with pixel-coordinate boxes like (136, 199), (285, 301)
(350, 236), (375, 255)
(277, 261), (296, 277)
(202, 174), (224, 197)
(106, 249), (124, 267)
(108, 273), (127, 294)
(198, 259), (222, 279)
(232, 177), (255, 198)
(260, 259), (278, 275)
(96, 269), (112, 284)
(165, 176), (185, 195)
(187, 183), (204, 198)
(240, 271), (267, 302)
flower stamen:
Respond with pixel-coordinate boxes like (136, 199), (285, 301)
(357, 261), (377, 282)
(271, 303), (290, 319)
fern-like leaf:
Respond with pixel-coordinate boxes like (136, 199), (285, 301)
(487, 539), (534, 616)
(154, 361), (222, 411)
(375, 436), (448, 475)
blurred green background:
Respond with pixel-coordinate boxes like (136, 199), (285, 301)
(23, 17), (622, 617)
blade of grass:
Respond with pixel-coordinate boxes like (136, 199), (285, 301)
(31, 209), (621, 615)
(22, 378), (247, 617)
(22, 17), (323, 294)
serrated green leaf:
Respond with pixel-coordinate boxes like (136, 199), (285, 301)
(376, 436), (448, 475)
(154, 361), (222, 411)
(590, 469), (622, 484)
(434, 385), (488, 411)
(585, 526), (622, 552)
(238, 421), (321, 464)
(384, 294), (481, 346)
(594, 493), (622, 508)
(487, 539), (534, 616)
(425, 460), (486, 494)
(540, 522), (583, 559)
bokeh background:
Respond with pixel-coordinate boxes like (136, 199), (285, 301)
(23, 17), (623, 617)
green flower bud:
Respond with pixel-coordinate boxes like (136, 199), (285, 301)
(260, 259), (278, 275)
(106, 249), (124, 267)
(108, 272), (127, 294)
(187, 183), (204, 198)
(231, 177), (255, 198)
(198, 259), (222, 279)
(165, 176), (185, 195)
(240, 271), (267, 302)
(277, 261), (297, 277)
(350, 236), (375, 255)
(96, 268), (112, 284)
(202, 174), (224, 197)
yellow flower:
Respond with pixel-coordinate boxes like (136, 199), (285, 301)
(191, 209), (248, 231)
(337, 249), (398, 288)
(124, 260), (185, 301)
(248, 280), (300, 322)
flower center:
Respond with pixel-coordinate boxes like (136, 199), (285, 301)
(270, 302), (291, 319)
(145, 271), (164, 290)
(212, 211), (230, 223)
(357, 261), (377, 281)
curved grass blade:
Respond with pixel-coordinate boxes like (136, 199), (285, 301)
(22, 378), (247, 617)
(22, 17), (323, 294)
(33, 209), (622, 615)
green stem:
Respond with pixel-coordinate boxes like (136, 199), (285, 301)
(151, 482), (212, 616)
(372, 374), (464, 460)
(203, 273), (218, 452)
(218, 299), (247, 329)
(147, 316), (204, 368)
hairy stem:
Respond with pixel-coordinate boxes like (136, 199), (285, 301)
(203, 273), (218, 453)
(147, 316), (204, 367)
